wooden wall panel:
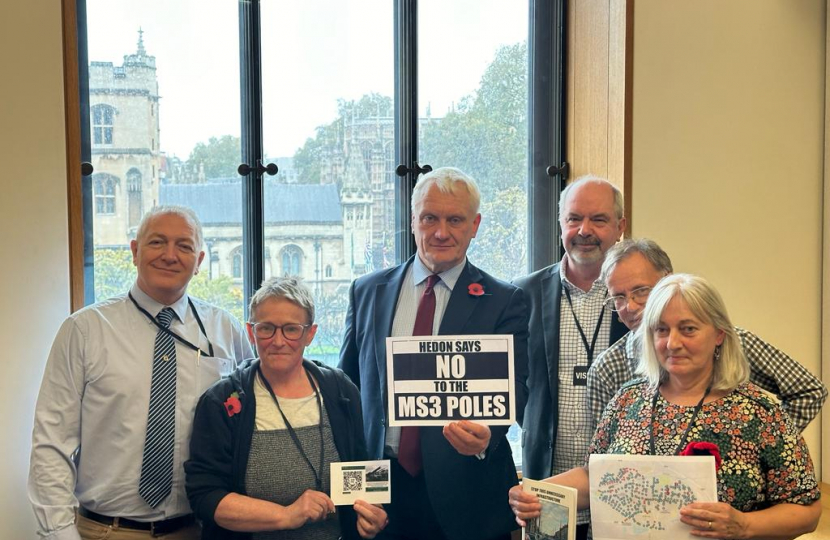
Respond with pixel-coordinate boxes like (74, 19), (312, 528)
(566, 0), (632, 231)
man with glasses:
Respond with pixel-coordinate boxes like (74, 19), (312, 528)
(29, 206), (254, 540)
(514, 176), (628, 540)
(587, 238), (827, 433)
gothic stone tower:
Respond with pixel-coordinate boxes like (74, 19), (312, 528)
(89, 29), (161, 246)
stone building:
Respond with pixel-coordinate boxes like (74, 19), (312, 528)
(89, 32), (402, 300)
(89, 29), (161, 246)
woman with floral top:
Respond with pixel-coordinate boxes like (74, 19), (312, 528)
(509, 274), (821, 539)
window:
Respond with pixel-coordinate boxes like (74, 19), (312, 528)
(232, 248), (243, 280)
(280, 245), (303, 276)
(91, 104), (115, 146)
(126, 168), (142, 228)
(93, 173), (116, 214)
(72, 0), (565, 470)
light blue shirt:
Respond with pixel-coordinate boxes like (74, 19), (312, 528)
(28, 283), (254, 540)
(385, 256), (466, 455)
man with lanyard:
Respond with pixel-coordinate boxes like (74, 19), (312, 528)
(29, 205), (254, 540)
(514, 176), (628, 540)
(587, 237), (828, 434)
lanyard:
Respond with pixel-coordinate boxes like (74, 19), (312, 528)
(563, 285), (606, 366)
(129, 292), (215, 358)
(648, 384), (711, 456)
(257, 366), (325, 492)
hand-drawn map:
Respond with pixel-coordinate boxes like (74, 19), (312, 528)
(589, 455), (717, 540)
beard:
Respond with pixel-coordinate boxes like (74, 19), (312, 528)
(566, 236), (603, 265)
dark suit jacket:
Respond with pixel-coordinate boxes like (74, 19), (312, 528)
(339, 257), (529, 540)
(513, 262), (627, 480)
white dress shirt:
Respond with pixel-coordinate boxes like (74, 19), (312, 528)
(28, 283), (254, 540)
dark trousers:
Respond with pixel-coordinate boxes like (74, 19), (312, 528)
(576, 522), (589, 540)
(381, 458), (511, 540)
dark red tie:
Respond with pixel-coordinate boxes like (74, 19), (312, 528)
(398, 274), (440, 476)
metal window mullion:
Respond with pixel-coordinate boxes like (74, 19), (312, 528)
(239, 0), (265, 317)
(528, 0), (566, 272)
(394, 0), (418, 264)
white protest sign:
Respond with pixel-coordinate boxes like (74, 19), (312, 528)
(386, 334), (515, 426)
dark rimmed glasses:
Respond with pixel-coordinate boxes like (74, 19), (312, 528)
(250, 322), (311, 341)
(604, 285), (653, 312)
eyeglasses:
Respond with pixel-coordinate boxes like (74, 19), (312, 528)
(604, 286), (653, 312)
(250, 322), (311, 341)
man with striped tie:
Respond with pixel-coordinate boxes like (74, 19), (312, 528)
(29, 206), (254, 540)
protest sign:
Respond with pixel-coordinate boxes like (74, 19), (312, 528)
(386, 334), (515, 426)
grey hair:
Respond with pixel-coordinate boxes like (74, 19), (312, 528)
(411, 167), (481, 214)
(635, 274), (749, 392)
(601, 238), (674, 284)
(136, 205), (204, 249)
(558, 175), (624, 221)
(249, 276), (316, 324)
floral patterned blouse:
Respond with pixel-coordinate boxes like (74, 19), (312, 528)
(589, 380), (820, 511)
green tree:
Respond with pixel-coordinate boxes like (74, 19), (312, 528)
(187, 135), (242, 180)
(187, 273), (245, 322)
(420, 42), (527, 201)
(421, 41), (529, 280)
(94, 248), (135, 301)
(469, 186), (527, 281)
(93, 248), (244, 321)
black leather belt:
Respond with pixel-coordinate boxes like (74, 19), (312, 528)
(79, 507), (195, 537)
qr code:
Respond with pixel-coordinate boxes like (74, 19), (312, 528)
(342, 470), (363, 492)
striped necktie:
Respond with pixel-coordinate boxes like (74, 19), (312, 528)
(139, 307), (177, 508)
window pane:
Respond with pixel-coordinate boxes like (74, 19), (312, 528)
(418, 1), (529, 282)
(418, 0), (529, 469)
(260, 0), (394, 367)
(86, 1), (245, 322)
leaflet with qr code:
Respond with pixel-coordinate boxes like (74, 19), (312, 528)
(330, 460), (391, 506)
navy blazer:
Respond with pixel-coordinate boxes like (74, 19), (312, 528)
(514, 262), (628, 481)
(339, 257), (529, 540)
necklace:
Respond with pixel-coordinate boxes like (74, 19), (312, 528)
(648, 382), (711, 456)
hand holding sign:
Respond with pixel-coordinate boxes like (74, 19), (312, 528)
(443, 420), (491, 455)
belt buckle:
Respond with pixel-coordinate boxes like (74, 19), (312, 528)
(150, 520), (164, 537)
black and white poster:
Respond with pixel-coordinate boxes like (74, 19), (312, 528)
(385, 334), (515, 426)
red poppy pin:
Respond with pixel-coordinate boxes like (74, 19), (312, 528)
(468, 283), (485, 297)
(680, 441), (721, 470)
(224, 391), (242, 417)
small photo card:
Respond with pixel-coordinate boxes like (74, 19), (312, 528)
(330, 460), (391, 506)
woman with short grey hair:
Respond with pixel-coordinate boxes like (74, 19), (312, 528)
(186, 277), (387, 540)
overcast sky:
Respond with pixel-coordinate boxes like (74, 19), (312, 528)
(86, 0), (527, 159)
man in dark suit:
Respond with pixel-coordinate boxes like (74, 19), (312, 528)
(340, 167), (529, 540)
(513, 176), (627, 540)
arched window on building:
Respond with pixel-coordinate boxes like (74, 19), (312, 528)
(126, 168), (143, 228)
(91, 104), (115, 145)
(232, 247), (243, 279)
(93, 173), (117, 214)
(325, 265), (333, 278)
(280, 245), (303, 276)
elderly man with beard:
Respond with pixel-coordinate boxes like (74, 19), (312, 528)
(514, 176), (628, 540)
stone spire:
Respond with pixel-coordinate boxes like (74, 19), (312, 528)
(137, 28), (146, 55)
